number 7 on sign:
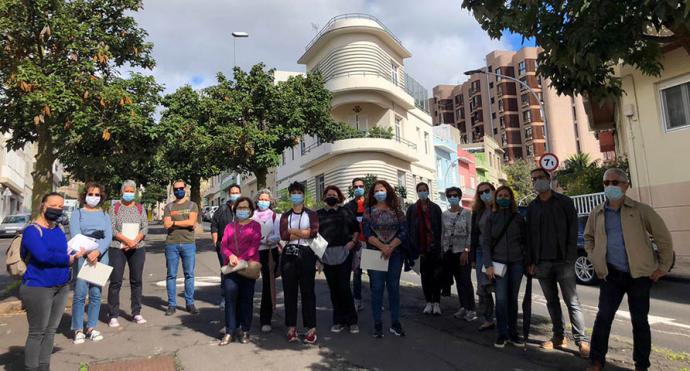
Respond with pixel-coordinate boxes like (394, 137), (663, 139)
(539, 153), (559, 172)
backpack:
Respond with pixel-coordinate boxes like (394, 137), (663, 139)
(5, 224), (42, 279)
(114, 201), (143, 216)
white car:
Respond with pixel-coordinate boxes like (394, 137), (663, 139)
(0, 214), (31, 237)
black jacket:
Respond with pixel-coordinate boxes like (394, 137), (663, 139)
(526, 192), (578, 265)
(469, 209), (488, 264)
(317, 206), (358, 246)
(406, 200), (443, 255)
(482, 209), (527, 268)
(210, 202), (234, 249)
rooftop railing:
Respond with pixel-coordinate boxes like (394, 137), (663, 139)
(303, 130), (417, 154)
(305, 13), (403, 51)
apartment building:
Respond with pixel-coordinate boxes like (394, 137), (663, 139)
(0, 135), (36, 218)
(461, 136), (506, 187)
(433, 125), (463, 209)
(274, 14), (436, 203)
(429, 47), (603, 164)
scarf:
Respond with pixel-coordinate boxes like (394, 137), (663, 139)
(253, 209), (274, 224)
(416, 201), (433, 253)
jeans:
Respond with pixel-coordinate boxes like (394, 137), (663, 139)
(165, 243), (196, 307)
(72, 258), (104, 331)
(21, 284), (69, 371)
(537, 260), (588, 344)
(352, 268), (363, 300)
(223, 273), (256, 333)
(281, 246), (317, 329)
(420, 253), (442, 303)
(369, 249), (403, 326)
(324, 254), (358, 326)
(444, 251), (475, 310)
(476, 249), (494, 322)
(259, 248), (279, 326)
(590, 266), (652, 369)
(494, 262), (524, 338)
(108, 247), (145, 318)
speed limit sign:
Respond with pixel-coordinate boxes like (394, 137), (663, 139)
(539, 153), (559, 172)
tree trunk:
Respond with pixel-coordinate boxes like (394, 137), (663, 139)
(255, 168), (267, 190)
(31, 127), (55, 218)
(189, 174), (202, 222)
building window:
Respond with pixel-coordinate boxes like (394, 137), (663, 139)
(391, 62), (399, 86)
(397, 170), (406, 187)
(492, 112), (496, 119)
(355, 114), (361, 130)
(527, 145), (534, 157)
(315, 174), (325, 199)
(490, 97), (495, 104)
(518, 61), (526, 76)
(499, 116), (505, 128)
(424, 132), (430, 154)
(521, 93), (530, 107)
(495, 67), (502, 82)
(291, 147), (295, 161)
(497, 84), (503, 96)
(455, 94), (464, 105)
(525, 126), (533, 140)
(300, 136), (306, 155)
(395, 117), (402, 141)
(523, 110), (532, 122)
(281, 151), (286, 165)
(519, 76), (528, 91)
(498, 99), (504, 112)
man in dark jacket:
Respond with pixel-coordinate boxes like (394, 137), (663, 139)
(406, 182), (443, 315)
(526, 168), (589, 358)
(210, 184), (241, 308)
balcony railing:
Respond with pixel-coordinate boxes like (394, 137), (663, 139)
(305, 13), (403, 51)
(303, 130), (417, 154)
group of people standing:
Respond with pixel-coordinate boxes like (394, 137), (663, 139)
(17, 166), (673, 371)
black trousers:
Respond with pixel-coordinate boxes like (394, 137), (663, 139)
(281, 246), (317, 329)
(323, 254), (358, 326)
(590, 266), (652, 369)
(215, 247), (225, 299)
(108, 247), (146, 317)
(421, 253), (443, 303)
(443, 251), (476, 310)
(259, 248), (280, 326)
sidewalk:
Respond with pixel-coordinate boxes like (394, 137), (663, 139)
(0, 226), (685, 370)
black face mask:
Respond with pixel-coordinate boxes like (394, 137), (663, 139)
(44, 207), (63, 222)
(325, 197), (338, 207)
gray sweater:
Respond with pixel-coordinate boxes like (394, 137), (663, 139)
(482, 209), (527, 268)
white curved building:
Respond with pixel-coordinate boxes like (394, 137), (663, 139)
(275, 14), (436, 202)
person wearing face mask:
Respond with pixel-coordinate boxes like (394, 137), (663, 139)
(482, 186), (527, 349)
(20, 193), (86, 371)
(471, 182), (497, 331)
(318, 185), (360, 334)
(279, 181), (320, 344)
(211, 184), (242, 310)
(526, 168), (590, 357)
(584, 168), (673, 371)
(252, 188), (281, 333)
(362, 180), (409, 338)
(163, 179), (200, 316)
(107, 180), (149, 327)
(70, 182), (113, 344)
(406, 182), (443, 315)
(344, 177), (367, 312)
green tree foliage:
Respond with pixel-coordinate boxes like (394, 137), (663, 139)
(556, 155), (630, 196)
(139, 183), (168, 209)
(503, 159), (537, 205)
(0, 0), (158, 214)
(461, 0), (690, 99)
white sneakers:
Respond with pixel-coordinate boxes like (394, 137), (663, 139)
(330, 324), (345, 333)
(464, 310), (477, 322)
(108, 318), (120, 328)
(73, 332), (86, 344)
(74, 330), (103, 344)
(432, 303), (442, 315)
(349, 325), (360, 334)
(133, 315), (147, 324)
(423, 302), (433, 314)
(261, 325), (272, 333)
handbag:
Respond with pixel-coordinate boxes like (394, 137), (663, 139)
(220, 222), (262, 280)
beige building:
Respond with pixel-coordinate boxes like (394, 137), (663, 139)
(429, 47), (606, 164)
(274, 14), (437, 203)
(0, 136), (38, 218)
(461, 136), (507, 187)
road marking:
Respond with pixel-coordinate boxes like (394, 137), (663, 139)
(154, 276), (220, 288)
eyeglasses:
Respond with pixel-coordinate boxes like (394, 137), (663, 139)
(353, 185), (365, 189)
(87, 193), (101, 197)
(173, 187), (185, 191)
(603, 180), (627, 186)
(478, 189), (492, 195)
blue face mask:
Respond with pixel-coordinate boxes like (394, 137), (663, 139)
(374, 191), (387, 202)
(604, 186), (624, 201)
(257, 200), (270, 211)
(235, 210), (251, 220)
(480, 192), (493, 203)
(448, 196), (460, 206)
(417, 191), (429, 201)
(290, 194), (304, 205)
(173, 189), (185, 200)
(496, 198), (511, 209)
(229, 194), (240, 203)
(353, 187), (365, 197)
(122, 192), (136, 202)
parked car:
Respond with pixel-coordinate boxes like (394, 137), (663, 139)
(575, 215), (597, 284)
(0, 214), (31, 237)
(201, 206), (212, 222)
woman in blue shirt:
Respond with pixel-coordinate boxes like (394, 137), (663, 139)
(69, 182), (113, 344)
(21, 192), (85, 371)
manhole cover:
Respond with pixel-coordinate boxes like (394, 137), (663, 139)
(89, 355), (176, 371)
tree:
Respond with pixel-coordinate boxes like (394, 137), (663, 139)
(556, 156), (630, 196)
(0, 0), (157, 215)
(139, 182), (168, 209)
(503, 159), (537, 205)
(461, 0), (690, 99)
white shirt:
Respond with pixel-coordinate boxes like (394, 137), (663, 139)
(288, 211), (310, 246)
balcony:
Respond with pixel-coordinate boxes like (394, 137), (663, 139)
(323, 70), (418, 111)
(305, 14), (403, 52)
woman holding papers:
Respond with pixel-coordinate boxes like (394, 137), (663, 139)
(481, 185), (527, 349)
(21, 192), (86, 371)
(69, 182), (113, 344)
(317, 185), (360, 335)
(219, 196), (261, 345)
(107, 180), (149, 327)
(362, 180), (408, 338)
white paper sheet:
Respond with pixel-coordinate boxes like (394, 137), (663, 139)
(119, 223), (140, 249)
(77, 262), (113, 287)
(220, 260), (248, 275)
(67, 234), (99, 254)
(361, 249), (389, 272)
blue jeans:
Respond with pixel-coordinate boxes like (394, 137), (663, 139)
(536, 260), (588, 344)
(223, 273), (256, 333)
(494, 261), (524, 337)
(72, 258), (103, 331)
(165, 243), (196, 307)
(368, 249), (403, 326)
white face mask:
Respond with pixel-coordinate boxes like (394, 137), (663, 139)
(85, 196), (101, 207)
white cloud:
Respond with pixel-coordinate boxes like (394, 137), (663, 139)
(133, 0), (511, 94)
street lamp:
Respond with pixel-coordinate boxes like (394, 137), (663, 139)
(464, 69), (550, 153)
(231, 31), (249, 67)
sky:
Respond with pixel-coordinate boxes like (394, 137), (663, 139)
(132, 0), (534, 94)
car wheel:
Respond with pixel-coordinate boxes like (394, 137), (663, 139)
(575, 256), (597, 285)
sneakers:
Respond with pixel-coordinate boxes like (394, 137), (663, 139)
(261, 325), (272, 333)
(432, 303), (442, 315)
(453, 308), (467, 319)
(108, 318), (120, 328)
(349, 324), (360, 334)
(478, 321), (495, 331)
(73, 331), (86, 345)
(494, 336), (507, 348)
(240, 331), (250, 344)
(86, 329), (103, 342)
(541, 337), (569, 350)
(330, 324), (345, 333)
(389, 322), (406, 337)
(579, 342), (591, 358)
(464, 310), (478, 322)
(354, 299), (363, 312)
(423, 302), (433, 314)
(186, 304), (199, 315)
(287, 328), (299, 343)
(373, 323), (384, 338)
(133, 315), (147, 324)
(219, 333), (233, 346)
(304, 329), (318, 344)
(508, 335), (525, 346)
(165, 306), (176, 316)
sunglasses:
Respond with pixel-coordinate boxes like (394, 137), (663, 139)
(603, 180), (627, 186)
(173, 187), (185, 191)
(87, 193), (101, 197)
(353, 185), (365, 189)
(478, 189), (492, 195)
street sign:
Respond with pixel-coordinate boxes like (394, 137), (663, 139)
(539, 153), (559, 172)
